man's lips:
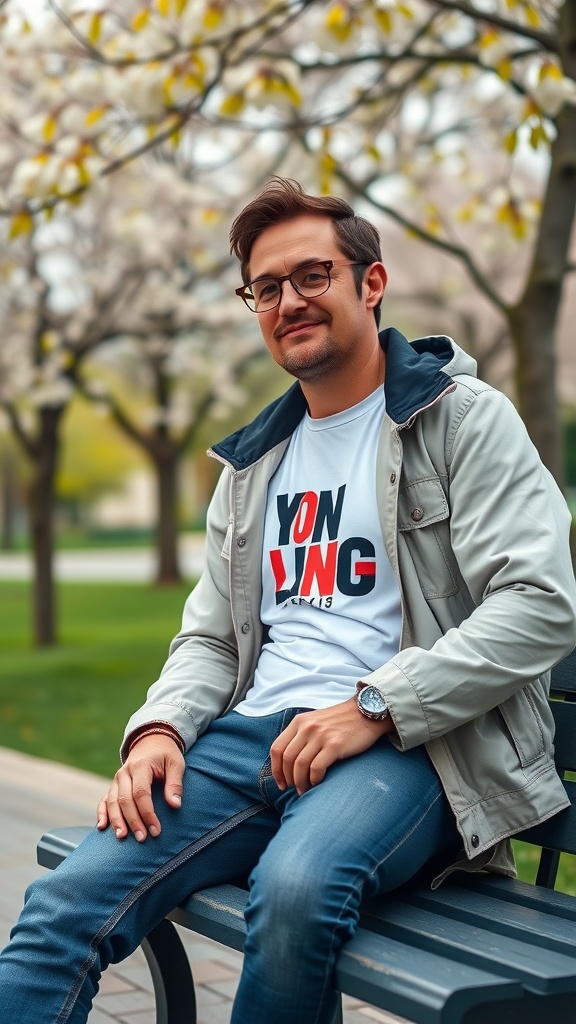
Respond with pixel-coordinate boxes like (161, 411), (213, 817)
(274, 318), (326, 341)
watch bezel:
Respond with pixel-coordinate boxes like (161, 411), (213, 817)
(356, 685), (389, 721)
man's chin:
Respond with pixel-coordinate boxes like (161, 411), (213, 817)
(279, 340), (337, 381)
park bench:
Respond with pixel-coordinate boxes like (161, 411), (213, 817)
(38, 648), (576, 1024)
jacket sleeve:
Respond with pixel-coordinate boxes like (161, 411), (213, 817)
(121, 468), (239, 758)
(361, 386), (576, 749)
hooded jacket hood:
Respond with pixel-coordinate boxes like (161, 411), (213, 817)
(211, 327), (478, 471)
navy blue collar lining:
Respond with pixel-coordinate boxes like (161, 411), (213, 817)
(211, 327), (454, 470)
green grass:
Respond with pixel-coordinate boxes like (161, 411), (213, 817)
(0, 580), (192, 779)
(1, 579), (575, 894)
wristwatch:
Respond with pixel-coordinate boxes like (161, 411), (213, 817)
(356, 685), (390, 721)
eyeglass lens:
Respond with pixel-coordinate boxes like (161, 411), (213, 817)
(249, 264), (331, 312)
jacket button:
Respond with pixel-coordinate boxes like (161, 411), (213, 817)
(390, 473), (396, 484)
(241, 622), (250, 634)
(471, 834), (480, 848)
(411, 507), (424, 522)
(237, 536), (246, 548)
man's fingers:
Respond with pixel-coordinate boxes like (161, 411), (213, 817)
(270, 721), (297, 789)
(163, 753), (184, 808)
(96, 795), (109, 830)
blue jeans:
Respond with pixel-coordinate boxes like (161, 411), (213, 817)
(0, 709), (460, 1024)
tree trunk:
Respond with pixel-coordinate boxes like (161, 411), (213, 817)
(1, 450), (17, 550)
(28, 406), (63, 646)
(508, 0), (576, 485)
(154, 450), (182, 585)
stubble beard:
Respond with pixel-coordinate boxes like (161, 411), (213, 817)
(277, 329), (344, 383)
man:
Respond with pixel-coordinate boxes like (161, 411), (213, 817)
(1, 177), (575, 1024)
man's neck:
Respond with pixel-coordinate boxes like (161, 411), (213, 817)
(303, 350), (386, 419)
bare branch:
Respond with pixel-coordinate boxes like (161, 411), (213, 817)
(427, 0), (558, 50)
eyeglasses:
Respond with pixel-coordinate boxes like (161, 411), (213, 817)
(235, 260), (367, 313)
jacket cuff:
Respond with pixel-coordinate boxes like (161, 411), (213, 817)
(358, 659), (432, 750)
(121, 702), (199, 763)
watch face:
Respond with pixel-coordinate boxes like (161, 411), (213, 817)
(360, 687), (388, 714)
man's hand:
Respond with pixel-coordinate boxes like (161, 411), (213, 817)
(97, 735), (185, 842)
(270, 697), (395, 795)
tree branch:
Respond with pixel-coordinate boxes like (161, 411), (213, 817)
(427, 0), (558, 50)
(335, 165), (510, 315)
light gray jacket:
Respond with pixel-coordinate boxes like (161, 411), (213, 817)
(124, 329), (576, 867)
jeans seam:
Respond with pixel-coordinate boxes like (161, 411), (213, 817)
(55, 801), (265, 1024)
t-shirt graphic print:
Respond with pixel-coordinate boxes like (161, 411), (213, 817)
(234, 386), (402, 717)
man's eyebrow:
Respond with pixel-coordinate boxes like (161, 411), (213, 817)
(250, 258), (325, 283)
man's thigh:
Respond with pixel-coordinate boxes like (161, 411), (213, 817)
(255, 738), (459, 900)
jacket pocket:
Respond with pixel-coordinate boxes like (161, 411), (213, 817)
(497, 687), (546, 767)
(398, 476), (459, 599)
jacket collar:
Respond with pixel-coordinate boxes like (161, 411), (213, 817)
(211, 327), (456, 471)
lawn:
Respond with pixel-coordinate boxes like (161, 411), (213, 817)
(0, 580), (192, 779)
(1, 578), (574, 894)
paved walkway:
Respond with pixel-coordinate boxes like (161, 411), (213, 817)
(0, 746), (403, 1024)
(0, 534), (206, 582)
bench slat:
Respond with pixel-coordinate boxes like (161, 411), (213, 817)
(402, 883), (576, 953)
(360, 898), (576, 995)
(450, 872), (576, 918)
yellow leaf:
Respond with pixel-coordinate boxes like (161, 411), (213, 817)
(175, 0), (189, 13)
(479, 29), (499, 49)
(40, 330), (58, 352)
(530, 123), (548, 148)
(320, 152), (337, 174)
(365, 144), (380, 161)
(132, 9), (151, 31)
(325, 3), (355, 43)
(88, 13), (102, 45)
(497, 58), (513, 81)
(200, 207), (223, 226)
(203, 3), (223, 30)
(284, 82), (302, 106)
(374, 9), (392, 34)
(163, 73), (176, 106)
(524, 3), (540, 27)
(42, 115), (58, 143)
(457, 203), (474, 223)
(504, 128), (518, 154)
(9, 211), (34, 240)
(220, 92), (245, 116)
(181, 72), (202, 92)
(539, 61), (562, 82)
(85, 106), (107, 127)
(156, 0), (171, 16)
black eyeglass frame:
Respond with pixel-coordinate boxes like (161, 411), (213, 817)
(234, 259), (368, 313)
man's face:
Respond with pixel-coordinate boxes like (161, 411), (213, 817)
(247, 214), (385, 384)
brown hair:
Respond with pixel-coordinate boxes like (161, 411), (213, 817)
(229, 178), (383, 325)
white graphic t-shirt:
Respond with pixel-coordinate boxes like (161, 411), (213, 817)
(235, 386), (402, 717)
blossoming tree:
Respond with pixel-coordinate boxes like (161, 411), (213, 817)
(2, 0), (574, 482)
(0, 152), (265, 644)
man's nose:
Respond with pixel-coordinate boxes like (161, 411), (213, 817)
(277, 278), (308, 315)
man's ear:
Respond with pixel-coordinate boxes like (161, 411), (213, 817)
(364, 262), (387, 311)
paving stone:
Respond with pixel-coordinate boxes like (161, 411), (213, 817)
(98, 971), (136, 995)
(191, 959), (239, 984)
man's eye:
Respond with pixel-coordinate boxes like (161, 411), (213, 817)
(300, 270), (327, 286)
(254, 280), (278, 300)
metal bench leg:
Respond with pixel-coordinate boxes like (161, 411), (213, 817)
(331, 994), (343, 1024)
(141, 918), (197, 1024)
